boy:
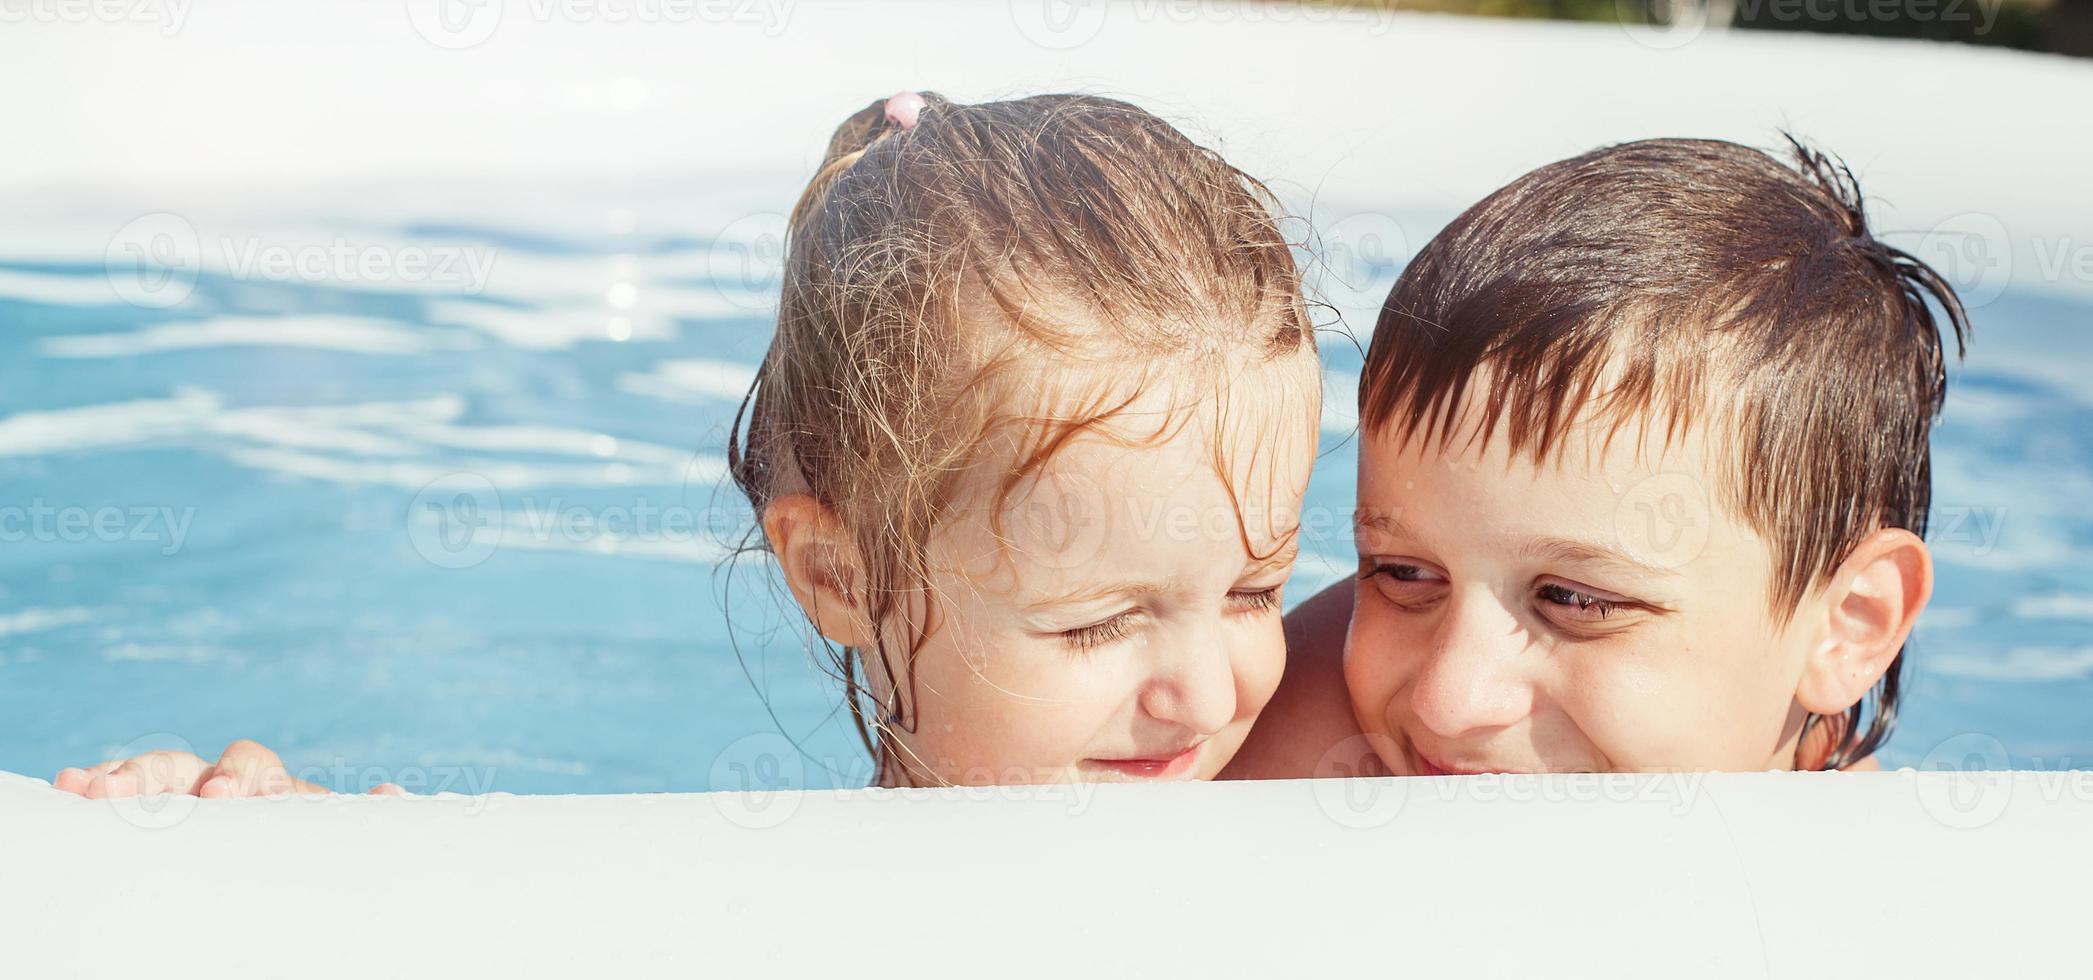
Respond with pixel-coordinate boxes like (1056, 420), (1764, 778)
(1227, 137), (1969, 778)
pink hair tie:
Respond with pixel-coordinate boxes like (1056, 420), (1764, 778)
(884, 91), (926, 131)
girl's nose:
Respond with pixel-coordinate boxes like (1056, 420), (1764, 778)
(1138, 636), (1239, 737)
(1408, 590), (1534, 741)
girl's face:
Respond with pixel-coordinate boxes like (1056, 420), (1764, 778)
(872, 362), (1318, 785)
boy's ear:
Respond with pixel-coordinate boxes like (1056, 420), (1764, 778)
(762, 494), (874, 649)
(1796, 527), (1933, 716)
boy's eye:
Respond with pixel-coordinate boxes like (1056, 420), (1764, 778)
(1534, 581), (1636, 632)
(1360, 560), (1447, 610)
(1227, 586), (1282, 614)
(1538, 583), (1613, 615)
(1063, 611), (1138, 651)
(1376, 563), (1441, 583)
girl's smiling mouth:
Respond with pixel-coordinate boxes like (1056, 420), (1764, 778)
(1083, 742), (1204, 779)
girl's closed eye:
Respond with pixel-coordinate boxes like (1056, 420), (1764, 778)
(1063, 585), (1278, 650)
(1062, 610), (1140, 651)
(1227, 585), (1283, 614)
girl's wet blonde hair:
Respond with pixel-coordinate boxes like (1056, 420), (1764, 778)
(728, 92), (1314, 779)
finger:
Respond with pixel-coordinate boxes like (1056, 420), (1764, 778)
(196, 768), (330, 798)
(78, 768), (142, 800)
(54, 758), (133, 794)
(53, 767), (92, 794)
(77, 752), (213, 799)
(208, 740), (330, 797)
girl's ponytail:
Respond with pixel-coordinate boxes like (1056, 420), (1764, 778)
(789, 92), (939, 228)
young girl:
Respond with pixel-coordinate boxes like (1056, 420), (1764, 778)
(54, 92), (1324, 796)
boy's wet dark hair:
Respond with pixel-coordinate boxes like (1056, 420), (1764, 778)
(1358, 137), (1971, 769)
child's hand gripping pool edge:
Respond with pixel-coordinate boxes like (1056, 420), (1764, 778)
(53, 740), (405, 799)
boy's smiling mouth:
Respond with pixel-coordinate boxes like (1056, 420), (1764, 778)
(1410, 747), (1514, 777)
(1406, 739), (1587, 777)
(1408, 739), (1612, 776)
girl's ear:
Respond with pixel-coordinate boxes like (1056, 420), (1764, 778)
(762, 494), (874, 648)
(1796, 527), (1933, 716)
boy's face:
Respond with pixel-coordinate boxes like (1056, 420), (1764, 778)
(1345, 408), (1820, 774)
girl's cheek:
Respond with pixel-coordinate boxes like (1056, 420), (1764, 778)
(962, 634), (1127, 715)
(1250, 612), (1291, 701)
(1238, 631), (1287, 715)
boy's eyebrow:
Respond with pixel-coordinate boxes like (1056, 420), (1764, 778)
(1520, 536), (1677, 578)
(1353, 511), (1415, 539)
(1355, 511), (1678, 578)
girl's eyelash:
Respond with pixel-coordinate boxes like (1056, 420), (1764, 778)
(1063, 611), (1137, 650)
(1228, 586), (1282, 613)
(1062, 587), (1279, 650)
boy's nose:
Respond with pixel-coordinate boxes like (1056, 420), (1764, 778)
(1408, 592), (1534, 741)
(1138, 637), (1239, 737)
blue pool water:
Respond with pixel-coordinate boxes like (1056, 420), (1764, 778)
(2, 186), (2088, 792)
